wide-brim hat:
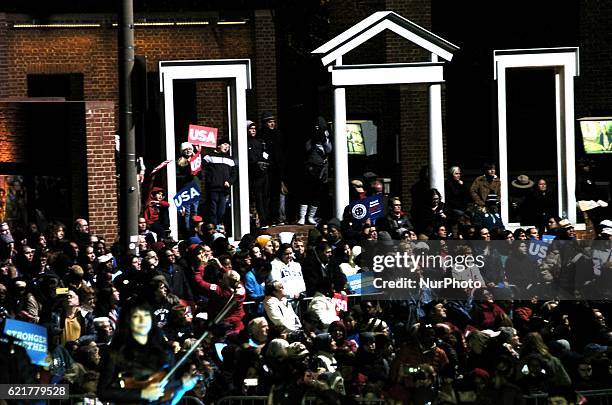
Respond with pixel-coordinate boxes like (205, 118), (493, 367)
(351, 179), (365, 193)
(511, 174), (534, 189)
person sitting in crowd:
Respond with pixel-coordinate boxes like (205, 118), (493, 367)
(470, 163), (501, 208)
(377, 197), (413, 240)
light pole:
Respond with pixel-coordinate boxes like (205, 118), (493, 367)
(118, 0), (139, 256)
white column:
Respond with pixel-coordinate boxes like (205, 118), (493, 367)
(428, 55), (445, 200)
(234, 74), (251, 237)
(554, 70), (566, 221)
(333, 85), (349, 219)
(162, 75), (179, 240)
(563, 68), (577, 223)
(496, 65), (510, 225)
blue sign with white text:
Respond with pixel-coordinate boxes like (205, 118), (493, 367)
(349, 195), (384, 225)
(3, 318), (48, 366)
(173, 181), (201, 209)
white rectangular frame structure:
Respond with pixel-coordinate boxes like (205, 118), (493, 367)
(331, 63), (444, 86)
(327, 59), (447, 218)
(159, 59), (252, 240)
(494, 47), (580, 225)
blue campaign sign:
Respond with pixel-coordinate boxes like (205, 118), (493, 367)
(349, 195), (384, 225)
(346, 272), (378, 295)
(3, 318), (48, 366)
(527, 239), (551, 261)
(368, 195), (383, 221)
(173, 180), (201, 209)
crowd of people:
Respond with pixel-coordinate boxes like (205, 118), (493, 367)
(1, 113), (612, 404)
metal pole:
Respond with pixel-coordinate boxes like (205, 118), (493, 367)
(118, 0), (139, 255)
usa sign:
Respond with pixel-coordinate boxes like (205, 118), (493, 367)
(188, 124), (218, 148)
(173, 180), (201, 209)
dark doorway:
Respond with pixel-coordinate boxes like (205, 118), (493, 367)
(506, 68), (558, 224)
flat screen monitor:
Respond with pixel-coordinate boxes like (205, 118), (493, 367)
(578, 117), (612, 154)
(346, 123), (366, 155)
(346, 120), (377, 156)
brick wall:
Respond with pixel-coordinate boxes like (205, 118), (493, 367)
(0, 13), (273, 238)
(0, 14), (8, 99)
(254, 10), (278, 122)
(85, 101), (118, 244)
(0, 103), (26, 163)
(196, 81), (228, 139)
(577, 2), (612, 118)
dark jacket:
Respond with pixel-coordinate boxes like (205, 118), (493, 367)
(51, 308), (97, 344)
(377, 212), (413, 239)
(247, 136), (270, 178)
(522, 190), (557, 230)
(97, 337), (175, 403)
(160, 262), (194, 301)
(203, 151), (237, 192)
(304, 139), (332, 184)
(445, 179), (471, 212)
(260, 126), (288, 181)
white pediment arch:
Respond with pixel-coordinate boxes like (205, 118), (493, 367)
(312, 11), (459, 218)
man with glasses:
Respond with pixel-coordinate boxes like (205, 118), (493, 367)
(377, 197), (413, 240)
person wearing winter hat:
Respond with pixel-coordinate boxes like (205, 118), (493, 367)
(247, 120), (271, 228)
(260, 111), (289, 226)
(202, 137), (237, 226)
(143, 187), (170, 240)
(176, 141), (202, 232)
(297, 116), (332, 225)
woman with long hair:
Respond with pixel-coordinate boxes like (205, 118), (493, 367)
(97, 299), (197, 403)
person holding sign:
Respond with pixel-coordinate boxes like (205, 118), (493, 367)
(176, 142), (203, 232)
(202, 138), (237, 226)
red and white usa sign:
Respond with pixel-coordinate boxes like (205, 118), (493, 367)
(188, 124), (218, 148)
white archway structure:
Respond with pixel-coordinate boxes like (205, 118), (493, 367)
(312, 11), (459, 218)
(159, 59), (252, 240)
(494, 48), (580, 225)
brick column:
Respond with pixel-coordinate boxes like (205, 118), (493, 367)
(0, 14), (8, 99)
(253, 9), (278, 121)
(85, 101), (118, 243)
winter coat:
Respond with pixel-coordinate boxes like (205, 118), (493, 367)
(263, 295), (301, 333)
(304, 139), (332, 183)
(470, 175), (501, 207)
(203, 151), (237, 192)
(445, 179), (471, 212)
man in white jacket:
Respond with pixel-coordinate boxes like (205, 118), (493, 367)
(264, 280), (302, 334)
